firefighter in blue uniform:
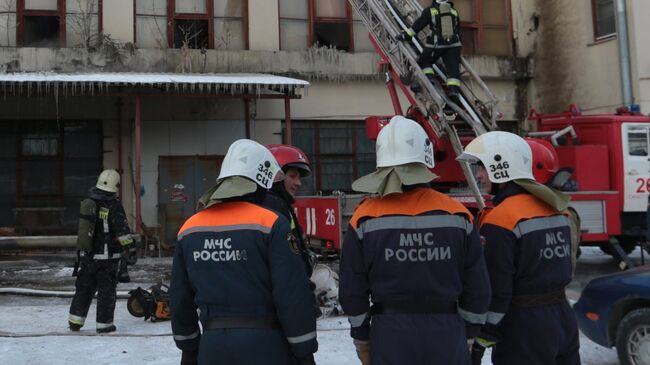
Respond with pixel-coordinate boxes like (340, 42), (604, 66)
(398, 0), (463, 100)
(170, 139), (318, 365)
(457, 131), (581, 365)
(68, 169), (136, 333)
(339, 116), (491, 365)
(264, 144), (316, 277)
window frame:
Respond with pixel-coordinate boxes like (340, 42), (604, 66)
(165, 0), (249, 50)
(591, 0), (616, 41)
(279, 0), (354, 52)
(167, 0), (214, 49)
(460, 0), (513, 56)
(287, 119), (375, 194)
(16, 0), (66, 47)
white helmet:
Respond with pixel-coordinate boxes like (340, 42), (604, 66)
(456, 131), (534, 183)
(218, 139), (284, 190)
(376, 116), (434, 168)
(96, 169), (120, 193)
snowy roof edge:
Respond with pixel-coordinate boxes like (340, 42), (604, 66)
(0, 72), (310, 87)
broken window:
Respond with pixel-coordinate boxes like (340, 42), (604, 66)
(18, 0), (64, 47)
(593, 0), (615, 39)
(174, 19), (209, 49)
(313, 0), (350, 51)
(167, 0), (222, 49)
(23, 15), (60, 47)
(279, 0), (353, 52)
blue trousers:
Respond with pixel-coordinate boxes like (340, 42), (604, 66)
(492, 303), (580, 365)
(369, 314), (470, 365)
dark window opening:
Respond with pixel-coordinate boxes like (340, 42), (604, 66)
(24, 16), (60, 47)
(174, 19), (209, 49)
(594, 0), (616, 39)
(313, 22), (350, 51)
(2, 120), (102, 235)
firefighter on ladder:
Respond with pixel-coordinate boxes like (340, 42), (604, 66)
(457, 132), (581, 365)
(398, 0), (463, 102)
(339, 116), (491, 365)
(170, 139), (317, 365)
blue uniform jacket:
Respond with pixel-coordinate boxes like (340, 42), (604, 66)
(479, 184), (573, 326)
(339, 187), (491, 341)
(170, 200), (318, 359)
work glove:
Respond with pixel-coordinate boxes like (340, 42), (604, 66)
(123, 245), (138, 265)
(474, 323), (501, 349)
(396, 31), (412, 42)
(180, 350), (198, 365)
(296, 354), (317, 365)
(116, 259), (131, 283)
(353, 339), (370, 365)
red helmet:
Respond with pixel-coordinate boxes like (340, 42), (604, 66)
(525, 138), (559, 184)
(266, 144), (311, 177)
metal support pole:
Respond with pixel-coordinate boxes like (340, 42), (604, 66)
(284, 96), (292, 144)
(135, 96), (142, 235)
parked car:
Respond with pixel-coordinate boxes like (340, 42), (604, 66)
(574, 264), (650, 365)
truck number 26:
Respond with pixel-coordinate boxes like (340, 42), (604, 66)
(325, 209), (336, 226)
(636, 178), (650, 193)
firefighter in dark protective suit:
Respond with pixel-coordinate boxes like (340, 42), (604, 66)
(398, 0), (463, 100)
(339, 116), (491, 365)
(457, 131), (581, 365)
(68, 169), (136, 333)
(170, 139), (318, 365)
(265, 144), (316, 277)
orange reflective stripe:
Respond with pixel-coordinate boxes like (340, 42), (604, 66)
(477, 207), (494, 227)
(350, 188), (472, 228)
(480, 194), (567, 230)
(178, 202), (278, 237)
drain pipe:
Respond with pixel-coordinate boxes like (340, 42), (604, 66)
(615, 0), (634, 107)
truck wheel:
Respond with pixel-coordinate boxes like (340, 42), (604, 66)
(616, 308), (650, 365)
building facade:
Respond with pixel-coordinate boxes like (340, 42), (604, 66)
(0, 0), (532, 243)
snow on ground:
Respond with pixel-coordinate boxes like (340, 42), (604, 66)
(0, 295), (619, 365)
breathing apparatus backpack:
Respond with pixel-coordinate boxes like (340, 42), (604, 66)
(435, 1), (460, 45)
(127, 283), (171, 322)
(77, 198), (97, 251)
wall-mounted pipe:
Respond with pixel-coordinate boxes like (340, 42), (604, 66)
(615, 0), (634, 107)
(0, 236), (76, 250)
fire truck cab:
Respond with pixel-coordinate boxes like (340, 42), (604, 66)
(531, 105), (650, 259)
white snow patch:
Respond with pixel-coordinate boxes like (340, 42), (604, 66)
(0, 295), (619, 365)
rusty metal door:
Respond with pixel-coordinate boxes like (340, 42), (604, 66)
(158, 156), (223, 247)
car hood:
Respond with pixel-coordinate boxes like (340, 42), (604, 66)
(585, 264), (650, 293)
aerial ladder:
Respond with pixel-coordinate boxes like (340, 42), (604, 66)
(348, 0), (501, 208)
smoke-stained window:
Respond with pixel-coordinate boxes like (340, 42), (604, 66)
(592, 0), (615, 39)
(280, 0), (374, 52)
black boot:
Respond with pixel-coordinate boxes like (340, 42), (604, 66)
(69, 322), (82, 331)
(97, 324), (116, 334)
(447, 85), (461, 103)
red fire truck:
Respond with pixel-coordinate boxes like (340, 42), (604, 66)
(295, 105), (650, 265)
(293, 0), (650, 266)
